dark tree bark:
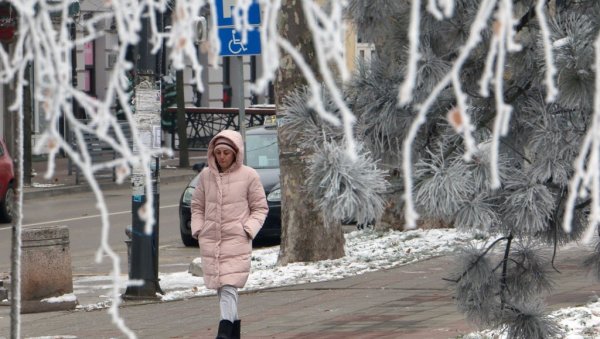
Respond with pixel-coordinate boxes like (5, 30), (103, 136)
(275, 0), (345, 266)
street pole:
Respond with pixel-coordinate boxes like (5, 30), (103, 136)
(234, 56), (246, 163)
(122, 10), (163, 300)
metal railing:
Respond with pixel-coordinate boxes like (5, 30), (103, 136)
(165, 106), (276, 150)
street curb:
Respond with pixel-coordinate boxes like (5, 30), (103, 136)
(22, 173), (196, 200)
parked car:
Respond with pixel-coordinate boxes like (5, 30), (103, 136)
(0, 138), (15, 223)
(178, 123), (281, 246)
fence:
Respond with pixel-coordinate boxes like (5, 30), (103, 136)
(164, 106), (276, 150)
(66, 107), (276, 182)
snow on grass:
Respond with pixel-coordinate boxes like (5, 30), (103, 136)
(462, 299), (600, 339)
(75, 228), (477, 306)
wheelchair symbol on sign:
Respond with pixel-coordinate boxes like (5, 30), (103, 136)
(228, 31), (248, 54)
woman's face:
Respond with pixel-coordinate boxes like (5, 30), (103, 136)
(214, 148), (235, 171)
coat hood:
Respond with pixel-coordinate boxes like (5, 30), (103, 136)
(207, 130), (244, 172)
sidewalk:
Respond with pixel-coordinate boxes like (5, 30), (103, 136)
(23, 150), (207, 200)
(7, 154), (600, 338)
(2, 245), (597, 338)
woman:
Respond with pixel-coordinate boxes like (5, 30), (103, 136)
(191, 130), (268, 339)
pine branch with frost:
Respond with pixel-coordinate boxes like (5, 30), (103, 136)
(500, 300), (562, 339)
(547, 12), (596, 112)
(346, 58), (415, 157)
(504, 242), (555, 303)
(413, 36), (452, 99)
(518, 95), (583, 189)
(529, 157), (572, 188)
(345, 0), (401, 42)
(468, 141), (511, 193)
(501, 176), (555, 236)
(280, 85), (389, 225)
(452, 244), (502, 327)
(279, 86), (344, 150)
(306, 141), (389, 226)
(453, 193), (499, 234)
(413, 151), (476, 223)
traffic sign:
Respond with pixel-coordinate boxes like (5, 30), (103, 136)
(218, 27), (261, 56)
(215, 0), (261, 27)
(215, 0), (262, 56)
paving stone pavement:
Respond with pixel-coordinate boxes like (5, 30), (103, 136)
(1, 245), (598, 338)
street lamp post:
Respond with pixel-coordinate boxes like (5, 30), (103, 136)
(122, 10), (163, 300)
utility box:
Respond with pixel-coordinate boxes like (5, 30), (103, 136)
(20, 225), (78, 313)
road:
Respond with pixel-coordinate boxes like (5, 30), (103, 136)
(0, 180), (201, 278)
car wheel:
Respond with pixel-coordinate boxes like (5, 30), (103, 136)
(180, 219), (198, 247)
(181, 231), (197, 247)
(0, 186), (14, 223)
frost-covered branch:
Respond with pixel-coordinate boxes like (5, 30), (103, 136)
(535, 0), (558, 103)
(398, 0), (421, 106)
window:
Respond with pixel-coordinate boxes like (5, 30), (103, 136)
(245, 133), (279, 169)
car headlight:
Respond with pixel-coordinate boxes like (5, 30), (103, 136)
(266, 187), (281, 202)
(182, 187), (195, 205)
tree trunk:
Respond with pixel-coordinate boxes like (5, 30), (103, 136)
(275, 0), (345, 266)
(175, 70), (189, 168)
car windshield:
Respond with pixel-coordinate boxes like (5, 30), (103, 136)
(245, 133), (279, 169)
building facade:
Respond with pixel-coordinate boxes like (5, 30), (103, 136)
(0, 1), (374, 155)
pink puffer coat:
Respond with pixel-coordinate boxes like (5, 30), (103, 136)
(191, 130), (268, 289)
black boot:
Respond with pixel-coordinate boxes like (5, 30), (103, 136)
(232, 320), (241, 339)
(216, 319), (233, 339)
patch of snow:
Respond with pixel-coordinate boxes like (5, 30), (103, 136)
(31, 183), (65, 188)
(41, 293), (77, 303)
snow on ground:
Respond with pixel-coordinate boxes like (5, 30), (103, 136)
(72, 228), (600, 337)
(463, 299), (600, 339)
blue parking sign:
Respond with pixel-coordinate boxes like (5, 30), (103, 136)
(215, 0), (261, 27)
(215, 0), (262, 56)
(218, 27), (261, 56)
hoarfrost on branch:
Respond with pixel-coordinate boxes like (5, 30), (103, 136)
(2, 0), (599, 337)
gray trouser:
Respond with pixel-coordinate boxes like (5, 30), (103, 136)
(218, 285), (239, 322)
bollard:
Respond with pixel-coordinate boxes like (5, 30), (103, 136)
(20, 225), (78, 313)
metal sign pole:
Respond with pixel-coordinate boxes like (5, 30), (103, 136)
(215, 0), (261, 164)
(235, 56), (246, 148)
